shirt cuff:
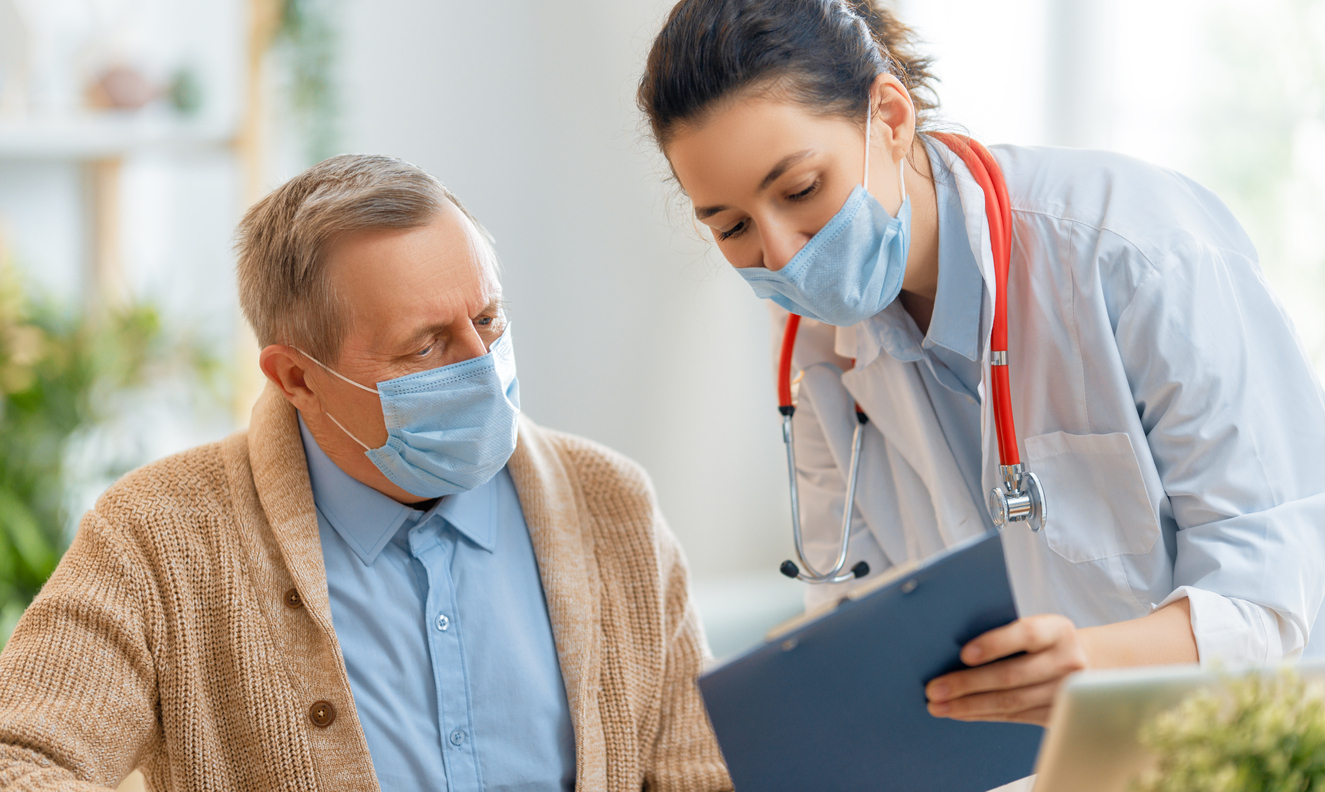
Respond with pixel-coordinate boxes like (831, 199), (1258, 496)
(1156, 586), (1303, 666)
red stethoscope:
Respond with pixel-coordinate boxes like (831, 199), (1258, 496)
(777, 134), (1048, 584)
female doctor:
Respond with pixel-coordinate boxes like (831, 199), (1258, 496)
(637, 0), (1325, 726)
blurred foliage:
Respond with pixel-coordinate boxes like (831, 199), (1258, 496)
(0, 258), (220, 651)
(1133, 669), (1325, 792)
(277, 0), (339, 164)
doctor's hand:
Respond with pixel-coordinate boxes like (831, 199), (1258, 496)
(923, 614), (1087, 727)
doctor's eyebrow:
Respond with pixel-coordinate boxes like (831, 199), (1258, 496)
(693, 149), (816, 220)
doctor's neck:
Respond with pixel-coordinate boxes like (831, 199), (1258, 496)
(895, 136), (941, 334)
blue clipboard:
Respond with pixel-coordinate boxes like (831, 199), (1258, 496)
(697, 531), (1043, 792)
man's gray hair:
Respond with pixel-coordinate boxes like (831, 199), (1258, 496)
(235, 153), (493, 364)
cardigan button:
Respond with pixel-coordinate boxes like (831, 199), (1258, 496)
(309, 700), (336, 728)
(284, 589), (303, 609)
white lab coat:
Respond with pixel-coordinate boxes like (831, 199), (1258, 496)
(786, 142), (1325, 664)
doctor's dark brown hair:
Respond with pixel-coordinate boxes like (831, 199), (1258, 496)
(637, 0), (938, 148)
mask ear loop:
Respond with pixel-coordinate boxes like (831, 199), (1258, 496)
(293, 346), (379, 451)
(863, 102), (872, 191)
(294, 346), (380, 394)
(862, 97), (908, 207)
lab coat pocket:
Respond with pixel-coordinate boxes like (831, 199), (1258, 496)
(1024, 431), (1160, 563)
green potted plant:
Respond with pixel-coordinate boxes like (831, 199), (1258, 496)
(0, 256), (219, 650)
(1133, 669), (1325, 791)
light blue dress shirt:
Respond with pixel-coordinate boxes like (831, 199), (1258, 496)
(298, 415), (576, 791)
(868, 141), (992, 527)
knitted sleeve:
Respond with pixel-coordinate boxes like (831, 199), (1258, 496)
(643, 512), (732, 792)
(0, 509), (162, 790)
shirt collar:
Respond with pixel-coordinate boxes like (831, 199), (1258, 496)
(299, 413), (414, 565)
(298, 415), (499, 562)
(861, 137), (985, 367)
(921, 137), (984, 363)
(432, 473), (498, 553)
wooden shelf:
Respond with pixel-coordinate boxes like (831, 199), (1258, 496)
(0, 113), (236, 161)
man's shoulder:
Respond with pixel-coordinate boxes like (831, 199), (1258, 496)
(514, 416), (670, 548)
(92, 431), (245, 534)
(516, 416), (655, 502)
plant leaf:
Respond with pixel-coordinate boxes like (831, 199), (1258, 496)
(0, 487), (57, 579)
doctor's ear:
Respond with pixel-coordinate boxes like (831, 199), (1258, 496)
(866, 73), (916, 161)
(259, 344), (325, 416)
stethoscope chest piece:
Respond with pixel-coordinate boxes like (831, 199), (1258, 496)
(989, 464), (1048, 532)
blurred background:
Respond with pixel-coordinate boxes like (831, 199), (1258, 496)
(0, 1), (1321, 773)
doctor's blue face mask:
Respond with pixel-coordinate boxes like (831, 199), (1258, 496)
(737, 106), (912, 327)
(298, 327), (521, 499)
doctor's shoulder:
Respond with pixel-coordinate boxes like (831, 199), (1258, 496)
(994, 144), (1264, 292)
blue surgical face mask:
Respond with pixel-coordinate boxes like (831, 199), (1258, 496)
(299, 328), (520, 499)
(737, 107), (912, 327)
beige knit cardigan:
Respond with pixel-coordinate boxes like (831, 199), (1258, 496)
(0, 386), (732, 791)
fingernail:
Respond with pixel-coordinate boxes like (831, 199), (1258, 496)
(965, 646), (983, 664)
(930, 702), (951, 716)
(929, 683), (950, 701)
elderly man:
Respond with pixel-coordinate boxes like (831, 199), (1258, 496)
(0, 155), (731, 792)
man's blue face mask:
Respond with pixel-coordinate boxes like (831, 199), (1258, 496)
(737, 105), (912, 327)
(299, 327), (520, 499)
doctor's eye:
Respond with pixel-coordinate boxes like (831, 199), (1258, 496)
(717, 220), (748, 242)
(416, 344), (436, 357)
(786, 179), (820, 202)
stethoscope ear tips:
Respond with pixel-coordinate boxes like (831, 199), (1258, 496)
(779, 559), (871, 581)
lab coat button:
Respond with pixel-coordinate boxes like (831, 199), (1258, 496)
(450, 729), (466, 746)
(309, 700), (336, 728)
(284, 589), (303, 609)
(435, 613), (450, 631)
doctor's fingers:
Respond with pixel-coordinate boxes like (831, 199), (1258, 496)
(958, 613), (1079, 666)
(925, 679), (1060, 723)
(926, 637), (1086, 703)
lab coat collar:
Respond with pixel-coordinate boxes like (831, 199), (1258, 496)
(927, 134), (998, 363)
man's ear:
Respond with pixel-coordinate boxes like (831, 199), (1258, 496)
(258, 344), (325, 416)
(868, 73), (916, 162)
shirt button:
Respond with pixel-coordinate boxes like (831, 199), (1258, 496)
(284, 589), (303, 609)
(435, 614), (450, 632)
(309, 700), (336, 728)
(449, 729), (466, 746)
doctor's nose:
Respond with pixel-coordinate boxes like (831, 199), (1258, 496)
(759, 227), (813, 272)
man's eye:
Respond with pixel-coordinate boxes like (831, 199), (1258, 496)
(476, 316), (494, 327)
(417, 344), (435, 357)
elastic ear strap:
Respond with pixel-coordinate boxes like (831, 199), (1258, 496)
(863, 105), (872, 192)
(863, 97), (908, 205)
(324, 411), (373, 451)
(898, 156), (907, 204)
(294, 346), (379, 395)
